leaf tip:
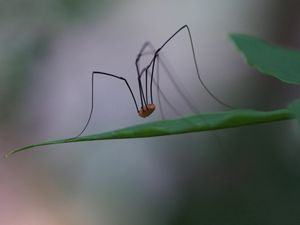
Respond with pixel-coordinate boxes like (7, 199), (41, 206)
(4, 151), (13, 159)
(228, 32), (244, 42)
(4, 147), (26, 158)
(228, 32), (238, 39)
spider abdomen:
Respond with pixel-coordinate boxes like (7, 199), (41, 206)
(138, 104), (156, 118)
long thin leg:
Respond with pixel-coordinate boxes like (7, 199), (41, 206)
(148, 25), (234, 109)
(135, 42), (152, 110)
(149, 43), (227, 152)
(149, 54), (156, 104)
(156, 27), (230, 153)
(156, 56), (165, 119)
(135, 45), (183, 117)
(137, 46), (195, 117)
(74, 71), (139, 138)
(136, 48), (157, 105)
(154, 56), (184, 118)
(145, 42), (200, 113)
(145, 68), (148, 104)
(137, 36), (227, 153)
(135, 42), (160, 109)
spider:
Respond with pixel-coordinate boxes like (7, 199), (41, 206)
(75, 25), (233, 137)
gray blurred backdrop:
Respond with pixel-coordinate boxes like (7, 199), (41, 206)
(1, 1), (300, 224)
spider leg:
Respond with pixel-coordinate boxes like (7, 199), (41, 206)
(74, 71), (139, 138)
(136, 43), (188, 118)
(149, 25), (234, 109)
(145, 42), (200, 113)
(135, 42), (152, 111)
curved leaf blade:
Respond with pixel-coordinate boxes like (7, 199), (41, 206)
(5, 108), (293, 157)
(230, 33), (300, 84)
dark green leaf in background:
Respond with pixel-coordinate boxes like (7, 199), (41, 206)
(230, 33), (300, 84)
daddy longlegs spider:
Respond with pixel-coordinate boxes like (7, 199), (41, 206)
(75, 25), (233, 138)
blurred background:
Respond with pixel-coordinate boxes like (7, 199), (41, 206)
(1, 0), (300, 224)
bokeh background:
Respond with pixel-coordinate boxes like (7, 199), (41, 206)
(1, 1), (300, 224)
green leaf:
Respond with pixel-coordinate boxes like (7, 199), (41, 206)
(5, 108), (294, 157)
(230, 33), (300, 84)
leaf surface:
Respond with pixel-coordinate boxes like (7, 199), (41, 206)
(6, 108), (293, 157)
(230, 33), (300, 84)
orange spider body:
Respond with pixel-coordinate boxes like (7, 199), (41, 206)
(138, 104), (156, 118)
